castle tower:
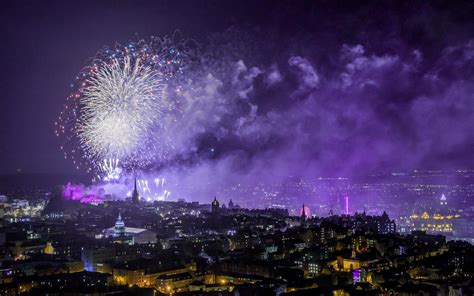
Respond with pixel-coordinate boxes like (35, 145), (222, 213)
(132, 178), (139, 204)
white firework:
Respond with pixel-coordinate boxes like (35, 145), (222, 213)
(77, 56), (164, 167)
(98, 158), (122, 182)
(137, 177), (171, 202)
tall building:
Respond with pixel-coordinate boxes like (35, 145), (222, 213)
(376, 211), (396, 234)
(132, 178), (140, 204)
(211, 196), (220, 213)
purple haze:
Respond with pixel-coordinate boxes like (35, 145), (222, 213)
(1, 1), (472, 195)
(153, 32), (474, 190)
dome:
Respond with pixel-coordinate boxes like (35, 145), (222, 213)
(115, 213), (125, 228)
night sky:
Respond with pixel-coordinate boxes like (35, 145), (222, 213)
(0, 0), (258, 174)
(1, 0), (473, 182)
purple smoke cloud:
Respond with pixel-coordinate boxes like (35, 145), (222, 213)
(155, 29), (474, 188)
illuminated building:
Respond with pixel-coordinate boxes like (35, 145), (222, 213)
(44, 241), (55, 255)
(353, 268), (361, 283)
(156, 272), (194, 293)
(403, 195), (459, 234)
(112, 261), (193, 289)
(114, 213), (125, 237)
(307, 262), (319, 277)
(329, 254), (378, 272)
(377, 211), (396, 234)
(104, 215), (157, 244)
(81, 247), (116, 272)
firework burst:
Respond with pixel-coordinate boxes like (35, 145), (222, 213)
(78, 56), (163, 166)
(56, 34), (197, 177)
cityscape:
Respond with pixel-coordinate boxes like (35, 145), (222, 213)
(1, 0), (474, 295)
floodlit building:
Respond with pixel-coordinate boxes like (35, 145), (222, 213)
(104, 214), (157, 244)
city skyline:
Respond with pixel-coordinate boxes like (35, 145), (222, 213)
(0, 2), (473, 294)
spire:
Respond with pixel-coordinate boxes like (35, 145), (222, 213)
(440, 194), (447, 206)
(301, 203), (307, 221)
(132, 177), (139, 204)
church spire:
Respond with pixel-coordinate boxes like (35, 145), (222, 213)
(301, 203), (307, 221)
(132, 177), (139, 204)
